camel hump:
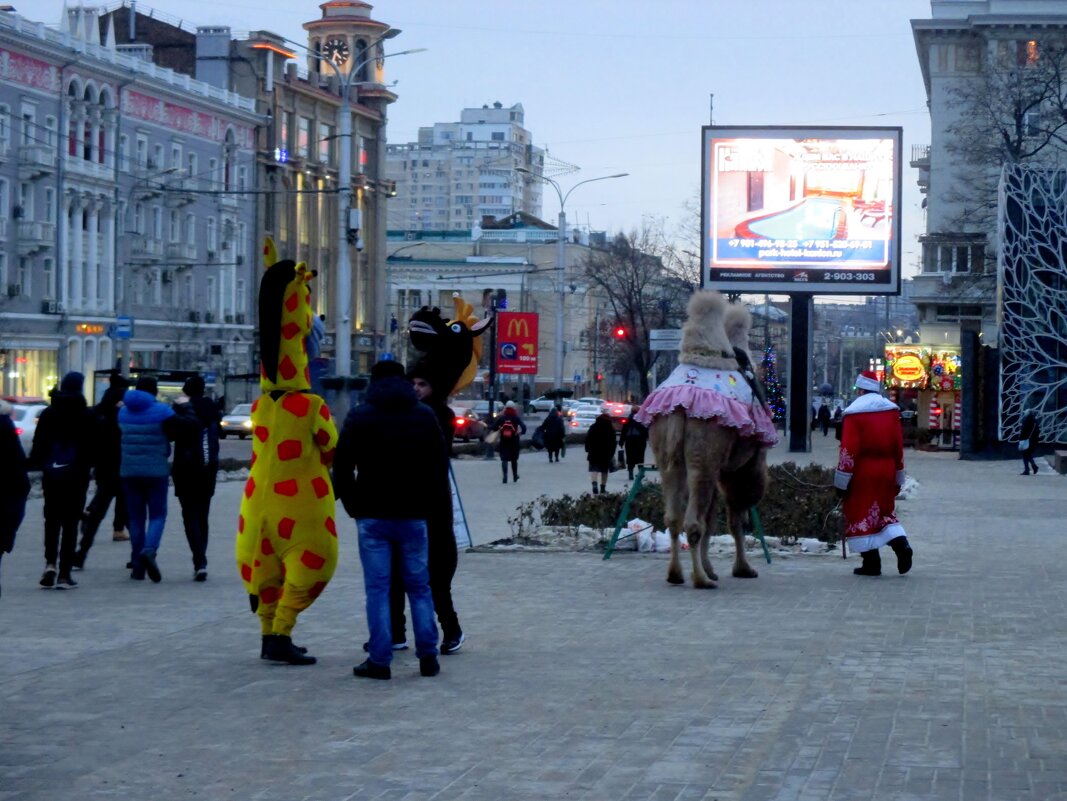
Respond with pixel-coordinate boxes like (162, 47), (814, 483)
(680, 290), (734, 369)
(723, 304), (752, 351)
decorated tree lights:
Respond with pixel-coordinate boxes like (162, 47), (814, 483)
(760, 346), (787, 426)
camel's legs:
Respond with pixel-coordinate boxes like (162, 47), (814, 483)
(653, 415), (688, 586)
(698, 523), (718, 582)
(727, 506), (758, 578)
(684, 471), (719, 589)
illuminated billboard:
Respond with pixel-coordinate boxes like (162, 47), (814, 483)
(702, 126), (902, 295)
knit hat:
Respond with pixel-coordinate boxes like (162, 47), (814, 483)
(109, 371), (129, 390)
(854, 370), (881, 393)
(406, 357), (450, 400)
(505, 400), (516, 409)
(370, 360), (406, 383)
(135, 375), (158, 396)
(182, 375), (206, 397)
(59, 371), (85, 395)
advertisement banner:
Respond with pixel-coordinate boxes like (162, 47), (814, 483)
(497, 312), (538, 375)
(702, 125), (902, 295)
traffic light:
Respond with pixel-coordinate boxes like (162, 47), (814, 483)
(595, 372), (603, 382)
(612, 325), (627, 339)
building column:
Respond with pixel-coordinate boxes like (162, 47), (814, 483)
(86, 198), (99, 310)
(70, 194), (85, 310)
(58, 193), (71, 306)
(103, 201), (116, 313)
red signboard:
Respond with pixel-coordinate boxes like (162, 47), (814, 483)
(497, 312), (538, 375)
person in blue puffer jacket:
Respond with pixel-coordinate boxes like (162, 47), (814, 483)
(119, 375), (181, 582)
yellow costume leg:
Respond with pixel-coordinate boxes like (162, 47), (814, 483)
(271, 535), (338, 637)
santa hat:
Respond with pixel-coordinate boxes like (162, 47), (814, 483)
(854, 370), (882, 393)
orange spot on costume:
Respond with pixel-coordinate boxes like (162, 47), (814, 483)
(236, 239), (339, 647)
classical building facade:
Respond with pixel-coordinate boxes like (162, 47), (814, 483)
(0, 5), (257, 399)
(385, 102), (544, 232)
(100, 0), (400, 376)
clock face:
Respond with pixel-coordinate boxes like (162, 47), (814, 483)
(322, 38), (350, 66)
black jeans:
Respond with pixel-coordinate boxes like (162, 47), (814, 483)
(1022, 447), (1039, 473)
(177, 477), (215, 571)
(43, 475), (88, 573)
(80, 472), (127, 554)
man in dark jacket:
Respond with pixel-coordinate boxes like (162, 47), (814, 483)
(619, 408), (649, 480)
(119, 376), (176, 583)
(334, 360), (446, 680)
(540, 406), (566, 463)
(75, 372), (130, 569)
(585, 411), (618, 495)
(29, 372), (95, 588)
(171, 375), (221, 580)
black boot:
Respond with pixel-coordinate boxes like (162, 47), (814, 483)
(853, 549), (881, 576)
(888, 536), (913, 574)
(262, 634), (316, 665)
(261, 635), (309, 659)
(599, 483), (606, 494)
(591, 482), (599, 495)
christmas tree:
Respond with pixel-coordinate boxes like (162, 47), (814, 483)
(760, 346), (786, 425)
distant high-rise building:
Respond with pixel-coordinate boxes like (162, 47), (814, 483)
(385, 102), (544, 232)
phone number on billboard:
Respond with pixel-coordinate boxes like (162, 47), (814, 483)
(822, 272), (878, 281)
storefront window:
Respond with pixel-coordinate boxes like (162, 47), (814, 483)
(1, 348), (59, 400)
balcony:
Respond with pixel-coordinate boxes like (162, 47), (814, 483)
(910, 144), (930, 194)
(219, 192), (238, 208)
(129, 237), (164, 261)
(18, 145), (57, 180)
(65, 155), (113, 183)
(163, 176), (197, 207)
(165, 241), (197, 262)
(17, 220), (56, 256)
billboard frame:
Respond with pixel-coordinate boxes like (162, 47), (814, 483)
(701, 125), (903, 296)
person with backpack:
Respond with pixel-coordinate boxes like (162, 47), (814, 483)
(490, 401), (526, 483)
(74, 372), (130, 570)
(119, 375), (178, 583)
(619, 407), (649, 480)
(29, 372), (95, 589)
(171, 375), (221, 581)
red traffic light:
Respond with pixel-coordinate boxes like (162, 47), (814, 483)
(612, 326), (626, 339)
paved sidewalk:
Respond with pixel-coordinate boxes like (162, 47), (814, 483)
(1, 438), (1066, 800)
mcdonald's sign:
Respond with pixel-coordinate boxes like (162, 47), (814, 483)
(497, 311), (538, 375)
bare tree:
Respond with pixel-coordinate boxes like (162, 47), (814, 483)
(944, 33), (1067, 232)
(581, 220), (694, 397)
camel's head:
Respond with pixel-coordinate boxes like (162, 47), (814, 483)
(679, 291), (737, 370)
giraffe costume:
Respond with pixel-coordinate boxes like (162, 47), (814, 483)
(236, 239), (339, 665)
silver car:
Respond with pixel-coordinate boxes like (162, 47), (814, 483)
(12, 404), (47, 453)
(219, 403), (253, 439)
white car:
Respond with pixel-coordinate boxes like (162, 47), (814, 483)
(568, 409), (600, 432)
(526, 395), (563, 413)
(12, 404), (47, 454)
(575, 397), (605, 408)
(219, 403), (254, 439)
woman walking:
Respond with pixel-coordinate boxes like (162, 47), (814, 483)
(619, 407), (648, 480)
(585, 411), (617, 495)
(0, 400), (30, 597)
(490, 402), (526, 483)
(541, 406), (566, 463)
(1019, 410), (1040, 475)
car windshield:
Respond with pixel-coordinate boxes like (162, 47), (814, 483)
(230, 404), (252, 416)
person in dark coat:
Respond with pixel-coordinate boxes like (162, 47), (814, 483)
(1020, 410), (1041, 475)
(619, 407), (649, 480)
(171, 375), (221, 580)
(585, 411), (618, 495)
(29, 371), (95, 589)
(540, 406), (566, 463)
(817, 402), (832, 436)
(333, 360), (446, 680)
(75, 372), (130, 569)
(0, 400), (31, 598)
(489, 402), (527, 483)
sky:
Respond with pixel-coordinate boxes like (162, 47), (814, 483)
(34, 0), (934, 279)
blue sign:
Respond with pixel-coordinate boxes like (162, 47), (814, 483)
(499, 342), (518, 360)
(114, 315), (133, 340)
(497, 297), (508, 310)
(381, 352), (394, 361)
(574, 373), (582, 383)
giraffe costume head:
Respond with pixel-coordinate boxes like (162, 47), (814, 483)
(259, 237), (314, 393)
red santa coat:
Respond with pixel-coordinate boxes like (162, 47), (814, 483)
(834, 393), (908, 552)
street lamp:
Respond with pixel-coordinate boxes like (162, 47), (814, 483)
(117, 165), (181, 378)
(306, 30), (425, 377)
(516, 167), (628, 390)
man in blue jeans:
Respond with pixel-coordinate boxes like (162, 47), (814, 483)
(333, 360), (448, 680)
(118, 376), (180, 582)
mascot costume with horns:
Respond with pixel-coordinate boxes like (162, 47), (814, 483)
(235, 238), (339, 665)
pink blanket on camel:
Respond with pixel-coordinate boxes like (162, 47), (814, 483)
(634, 364), (779, 447)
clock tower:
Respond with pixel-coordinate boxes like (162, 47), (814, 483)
(304, 1), (391, 82)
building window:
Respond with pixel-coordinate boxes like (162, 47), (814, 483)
(187, 152), (197, 179)
(297, 117), (310, 158)
(118, 134), (129, 171)
(152, 268), (162, 305)
(17, 257), (30, 295)
(170, 143), (182, 171)
(133, 203), (144, 235)
(318, 123), (332, 164)
(1019, 39), (1040, 66)
(207, 275), (217, 316)
(185, 213), (195, 245)
(0, 105), (9, 153)
(44, 188), (55, 224)
(491, 131), (504, 141)
(135, 135), (148, 169)
(152, 206), (162, 239)
(44, 116), (56, 149)
(152, 143), (163, 171)
(208, 158), (218, 189)
(169, 210), (180, 243)
(236, 278), (246, 314)
(280, 111), (292, 149)
(237, 165), (247, 192)
(19, 104), (35, 148)
(207, 217), (217, 251)
(42, 258), (55, 299)
(0, 179), (7, 221)
(181, 274), (193, 308)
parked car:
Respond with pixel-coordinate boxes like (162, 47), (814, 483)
(450, 407), (487, 442)
(471, 400), (506, 420)
(568, 409), (600, 433)
(11, 403), (47, 453)
(219, 403), (253, 439)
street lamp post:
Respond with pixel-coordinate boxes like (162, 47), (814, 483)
(516, 168), (627, 390)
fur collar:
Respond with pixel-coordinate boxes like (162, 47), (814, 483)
(843, 393), (899, 416)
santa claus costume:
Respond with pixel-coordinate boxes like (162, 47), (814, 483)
(834, 370), (913, 576)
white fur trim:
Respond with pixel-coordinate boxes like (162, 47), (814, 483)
(834, 470), (852, 491)
(843, 393), (899, 416)
(847, 523), (907, 554)
(855, 374), (882, 392)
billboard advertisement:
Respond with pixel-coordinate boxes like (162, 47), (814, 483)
(702, 126), (902, 295)
(497, 312), (538, 375)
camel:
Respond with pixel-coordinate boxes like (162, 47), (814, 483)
(636, 291), (778, 588)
